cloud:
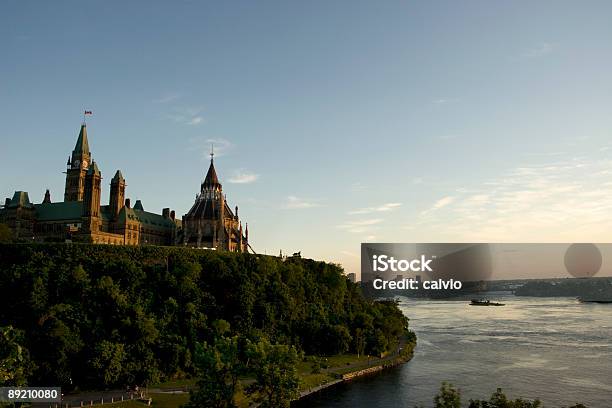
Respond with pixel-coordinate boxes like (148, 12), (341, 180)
(340, 250), (359, 258)
(206, 138), (233, 157)
(348, 203), (402, 215)
(413, 151), (612, 241)
(350, 182), (367, 192)
(433, 196), (455, 209)
(153, 93), (181, 104)
(188, 137), (233, 160)
(432, 98), (451, 104)
(521, 42), (555, 58)
(337, 218), (383, 233)
(228, 170), (259, 184)
(188, 116), (203, 125)
(282, 196), (322, 209)
(167, 106), (205, 126)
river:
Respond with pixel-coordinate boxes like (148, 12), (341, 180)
(294, 294), (612, 407)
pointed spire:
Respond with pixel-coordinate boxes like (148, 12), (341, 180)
(112, 170), (124, 183)
(74, 124), (90, 155)
(43, 189), (51, 204)
(202, 157), (221, 191)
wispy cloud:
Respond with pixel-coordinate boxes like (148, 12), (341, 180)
(414, 151), (612, 241)
(340, 250), (359, 258)
(421, 196), (455, 215)
(188, 137), (233, 160)
(350, 182), (367, 192)
(521, 42), (555, 58)
(153, 93), (181, 104)
(337, 218), (383, 233)
(282, 196), (322, 209)
(167, 106), (205, 126)
(348, 202), (402, 215)
(432, 97), (455, 105)
(228, 169), (259, 184)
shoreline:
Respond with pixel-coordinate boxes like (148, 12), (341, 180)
(293, 341), (416, 405)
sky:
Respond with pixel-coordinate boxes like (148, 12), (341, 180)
(2, 1), (612, 279)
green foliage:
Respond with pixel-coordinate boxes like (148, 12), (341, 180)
(0, 244), (408, 389)
(468, 387), (542, 407)
(184, 336), (243, 408)
(90, 341), (126, 386)
(0, 326), (33, 386)
(246, 338), (300, 408)
(434, 382), (462, 408)
(426, 383), (544, 408)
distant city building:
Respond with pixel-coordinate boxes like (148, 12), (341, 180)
(347, 272), (356, 283)
(0, 122), (250, 252)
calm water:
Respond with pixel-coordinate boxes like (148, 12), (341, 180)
(295, 295), (612, 407)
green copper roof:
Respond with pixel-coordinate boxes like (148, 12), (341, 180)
(74, 124), (90, 154)
(134, 200), (144, 211)
(35, 201), (82, 221)
(7, 191), (34, 208)
(118, 207), (176, 230)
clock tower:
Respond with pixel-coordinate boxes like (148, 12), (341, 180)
(64, 123), (92, 201)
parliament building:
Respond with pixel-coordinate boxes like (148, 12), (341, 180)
(0, 123), (250, 252)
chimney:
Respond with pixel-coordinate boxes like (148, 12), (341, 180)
(162, 208), (170, 218)
(170, 210), (175, 220)
(125, 198), (131, 209)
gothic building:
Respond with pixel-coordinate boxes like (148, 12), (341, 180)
(182, 153), (249, 252)
(0, 122), (250, 252)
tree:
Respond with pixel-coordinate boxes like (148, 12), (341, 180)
(89, 341), (126, 387)
(468, 387), (542, 408)
(185, 336), (243, 408)
(354, 328), (366, 358)
(0, 326), (33, 386)
(434, 382), (461, 408)
(246, 339), (300, 408)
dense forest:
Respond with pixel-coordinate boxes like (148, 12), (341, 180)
(0, 243), (409, 390)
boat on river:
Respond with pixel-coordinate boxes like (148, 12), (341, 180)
(470, 298), (505, 306)
(577, 297), (612, 304)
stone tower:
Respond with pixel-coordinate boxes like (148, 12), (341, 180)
(64, 124), (92, 201)
(82, 162), (102, 233)
(182, 152), (249, 252)
(109, 170), (126, 217)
